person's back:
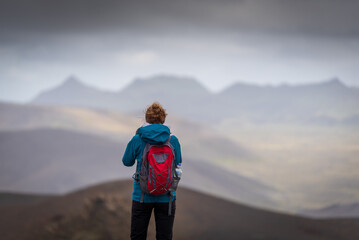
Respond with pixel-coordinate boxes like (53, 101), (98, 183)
(122, 102), (182, 240)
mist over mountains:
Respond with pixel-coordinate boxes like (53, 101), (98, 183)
(2, 74), (359, 219)
(32, 75), (359, 124)
(0, 127), (277, 209)
(0, 101), (278, 210)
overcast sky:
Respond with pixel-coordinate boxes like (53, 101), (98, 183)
(1, 0), (359, 102)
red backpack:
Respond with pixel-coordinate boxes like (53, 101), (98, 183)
(138, 137), (179, 215)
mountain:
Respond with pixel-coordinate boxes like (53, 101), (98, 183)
(218, 77), (359, 123)
(2, 101), (358, 213)
(0, 101), (250, 163)
(31, 74), (212, 117)
(299, 202), (359, 219)
(120, 75), (210, 98)
(0, 126), (275, 209)
(0, 180), (358, 240)
(181, 158), (279, 209)
(31, 75), (359, 124)
(32, 75), (118, 109)
(0, 128), (130, 193)
(0, 101), (138, 139)
(115, 75), (213, 119)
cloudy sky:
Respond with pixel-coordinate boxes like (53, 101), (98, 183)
(1, 0), (359, 102)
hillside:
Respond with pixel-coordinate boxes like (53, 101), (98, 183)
(0, 192), (55, 206)
(0, 128), (131, 193)
(0, 127), (276, 209)
(0, 101), (250, 162)
(2, 101), (359, 215)
(0, 180), (358, 240)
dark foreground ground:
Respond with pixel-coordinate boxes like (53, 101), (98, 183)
(0, 180), (358, 240)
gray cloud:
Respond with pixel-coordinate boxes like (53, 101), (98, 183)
(1, 0), (359, 38)
(1, 0), (359, 102)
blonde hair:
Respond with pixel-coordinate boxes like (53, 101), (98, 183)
(145, 102), (167, 124)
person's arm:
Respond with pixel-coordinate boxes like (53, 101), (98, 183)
(170, 135), (182, 165)
(122, 135), (141, 167)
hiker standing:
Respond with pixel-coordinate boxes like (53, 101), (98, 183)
(122, 102), (182, 240)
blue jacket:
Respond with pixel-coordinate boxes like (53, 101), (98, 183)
(122, 124), (182, 202)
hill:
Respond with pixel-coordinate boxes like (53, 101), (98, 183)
(2, 101), (359, 215)
(0, 192), (55, 206)
(0, 128), (131, 193)
(0, 100), (139, 140)
(0, 101), (250, 162)
(0, 180), (358, 240)
(0, 127), (276, 209)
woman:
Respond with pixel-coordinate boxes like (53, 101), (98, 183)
(122, 102), (182, 240)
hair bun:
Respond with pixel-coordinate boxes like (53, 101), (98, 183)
(145, 102), (167, 124)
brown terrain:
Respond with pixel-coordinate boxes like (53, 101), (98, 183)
(0, 180), (358, 240)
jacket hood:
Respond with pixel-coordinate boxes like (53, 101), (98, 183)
(137, 124), (170, 145)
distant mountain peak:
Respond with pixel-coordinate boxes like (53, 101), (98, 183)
(61, 75), (86, 88)
(327, 77), (344, 85)
(31, 75), (105, 105)
(321, 77), (345, 87)
(121, 74), (210, 95)
(134, 74), (202, 85)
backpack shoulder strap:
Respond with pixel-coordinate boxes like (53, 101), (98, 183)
(141, 142), (152, 164)
(133, 140), (151, 180)
(165, 136), (171, 144)
(163, 136), (174, 153)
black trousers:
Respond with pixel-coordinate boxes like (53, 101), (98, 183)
(131, 200), (176, 240)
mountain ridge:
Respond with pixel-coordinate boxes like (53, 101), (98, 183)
(30, 74), (359, 124)
(35, 74), (353, 98)
(0, 124), (275, 210)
